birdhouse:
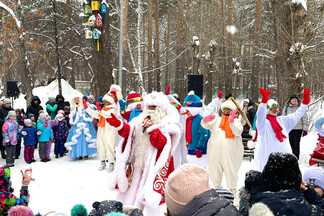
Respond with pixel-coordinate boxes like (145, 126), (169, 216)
(85, 29), (93, 39)
(93, 29), (101, 40)
(88, 15), (96, 27)
(101, 0), (108, 14)
(84, 4), (91, 16)
(82, 16), (89, 25)
(91, 0), (100, 11)
(96, 14), (103, 27)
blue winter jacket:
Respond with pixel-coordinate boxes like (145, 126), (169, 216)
(21, 127), (38, 146)
(37, 120), (53, 142)
(187, 115), (211, 155)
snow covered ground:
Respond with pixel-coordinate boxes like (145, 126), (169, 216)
(3, 130), (320, 215)
(7, 80), (323, 214)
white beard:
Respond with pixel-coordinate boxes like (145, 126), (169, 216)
(131, 107), (166, 169)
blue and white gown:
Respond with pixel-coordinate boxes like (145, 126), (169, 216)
(65, 106), (97, 158)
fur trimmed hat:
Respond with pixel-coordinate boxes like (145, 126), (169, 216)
(267, 99), (278, 109)
(126, 92), (143, 111)
(221, 100), (236, 111)
(165, 164), (210, 214)
(183, 91), (202, 108)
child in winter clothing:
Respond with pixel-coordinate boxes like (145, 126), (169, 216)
(52, 113), (69, 158)
(37, 113), (53, 162)
(15, 109), (25, 159)
(21, 119), (39, 164)
(2, 111), (19, 167)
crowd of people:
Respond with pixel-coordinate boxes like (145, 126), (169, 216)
(0, 83), (323, 215)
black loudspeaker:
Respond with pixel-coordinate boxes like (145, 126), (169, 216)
(7, 81), (20, 97)
(188, 75), (203, 98)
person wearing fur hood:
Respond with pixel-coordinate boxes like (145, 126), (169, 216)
(254, 88), (310, 171)
(106, 92), (181, 216)
(83, 94), (119, 172)
(201, 99), (244, 206)
(65, 95), (97, 160)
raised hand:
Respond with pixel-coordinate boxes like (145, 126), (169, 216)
(260, 88), (271, 103)
(96, 101), (102, 111)
(218, 91), (223, 99)
(106, 113), (121, 128)
(82, 99), (88, 109)
(203, 115), (216, 123)
(302, 88), (310, 105)
(193, 150), (203, 158)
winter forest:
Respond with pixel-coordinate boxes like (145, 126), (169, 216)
(0, 0), (323, 106)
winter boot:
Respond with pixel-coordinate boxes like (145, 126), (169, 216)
(107, 163), (114, 173)
(230, 188), (238, 208)
(55, 154), (59, 159)
(99, 161), (106, 171)
(1, 150), (6, 159)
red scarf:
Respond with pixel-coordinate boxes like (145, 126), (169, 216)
(266, 115), (287, 142)
(186, 116), (195, 143)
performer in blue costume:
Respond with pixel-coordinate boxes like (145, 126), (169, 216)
(65, 95), (97, 159)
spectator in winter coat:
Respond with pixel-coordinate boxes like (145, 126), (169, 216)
(26, 96), (43, 120)
(55, 95), (70, 115)
(88, 95), (96, 105)
(0, 98), (13, 159)
(52, 113), (69, 158)
(241, 99), (256, 139)
(37, 113), (53, 162)
(21, 119), (39, 164)
(249, 152), (324, 216)
(15, 109), (25, 159)
(282, 94), (309, 159)
(165, 163), (240, 216)
(46, 97), (58, 120)
(2, 111), (20, 167)
(0, 165), (32, 215)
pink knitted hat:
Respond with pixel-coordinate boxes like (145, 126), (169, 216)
(8, 205), (33, 216)
(165, 164), (211, 214)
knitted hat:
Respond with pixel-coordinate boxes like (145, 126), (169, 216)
(24, 119), (32, 126)
(303, 167), (324, 190)
(7, 110), (16, 119)
(90, 200), (123, 216)
(71, 204), (88, 216)
(245, 170), (263, 193)
(58, 110), (65, 115)
(289, 94), (300, 102)
(221, 100), (236, 111)
(183, 92), (203, 116)
(183, 91), (202, 108)
(98, 96), (103, 102)
(28, 114), (35, 119)
(39, 113), (47, 120)
(102, 94), (115, 104)
(8, 206), (33, 216)
(165, 164), (210, 214)
(262, 152), (301, 191)
(3, 98), (11, 105)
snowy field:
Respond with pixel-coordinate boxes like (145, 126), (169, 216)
(3, 130), (319, 215)
(6, 79), (323, 214)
